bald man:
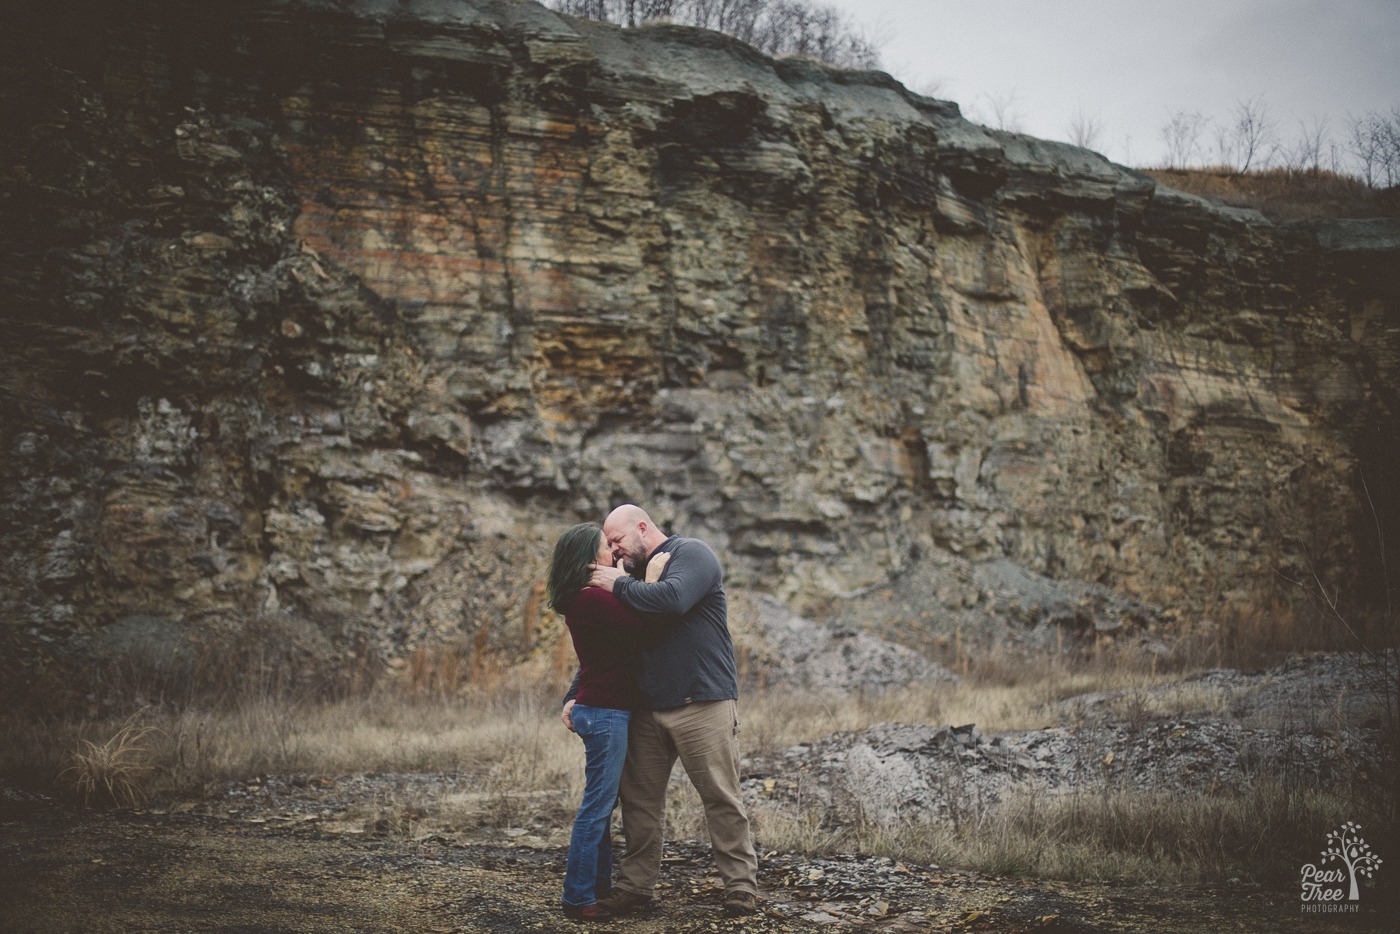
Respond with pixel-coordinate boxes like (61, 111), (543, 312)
(562, 504), (759, 917)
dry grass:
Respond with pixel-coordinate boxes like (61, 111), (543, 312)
(60, 711), (156, 808)
(1142, 166), (1399, 220)
(738, 665), (1365, 885)
(737, 669), (1171, 750)
(615, 654), (1381, 885)
(0, 652), (1256, 799)
(810, 780), (1355, 886)
(2, 639), (1385, 886)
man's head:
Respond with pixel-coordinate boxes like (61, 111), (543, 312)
(602, 504), (668, 572)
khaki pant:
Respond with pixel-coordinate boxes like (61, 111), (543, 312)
(615, 699), (759, 896)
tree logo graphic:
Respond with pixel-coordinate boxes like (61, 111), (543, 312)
(1301, 822), (1383, 905)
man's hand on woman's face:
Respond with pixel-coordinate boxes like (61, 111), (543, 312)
(588, 562), (626, 591)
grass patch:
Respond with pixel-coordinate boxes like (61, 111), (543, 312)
(1142, 165), (1399, 220)
(809, 780), (1356, 887)
(1, 646), (1388, 887)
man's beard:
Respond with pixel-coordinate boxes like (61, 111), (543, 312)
(623, 544), (649, 577)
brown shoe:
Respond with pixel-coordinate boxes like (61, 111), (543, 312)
(597, 888), (654, 916)
(561, 902), (612, 923)
(723, 891), (759, 916)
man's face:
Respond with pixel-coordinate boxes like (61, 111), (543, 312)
(603, 520), (648, 572)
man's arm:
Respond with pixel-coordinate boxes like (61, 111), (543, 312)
(613, 540), (720, 616)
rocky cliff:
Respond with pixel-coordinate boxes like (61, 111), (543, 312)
(3, 0), (1398, 690)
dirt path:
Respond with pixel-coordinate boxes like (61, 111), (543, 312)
(2, 798), (1388, 934)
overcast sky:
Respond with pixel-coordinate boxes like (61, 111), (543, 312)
(820, 0), (1400, 170)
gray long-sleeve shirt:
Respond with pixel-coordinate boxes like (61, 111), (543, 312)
(613, 534), (739, 711)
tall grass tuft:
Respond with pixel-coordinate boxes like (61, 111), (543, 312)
(61, 711), (156, 808)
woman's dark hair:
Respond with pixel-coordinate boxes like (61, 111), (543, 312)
(547, 522), (602, 612)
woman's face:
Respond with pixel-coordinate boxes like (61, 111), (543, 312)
(595, 535), (614, 567)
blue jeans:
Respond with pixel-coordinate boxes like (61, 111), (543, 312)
(563, 704), (631, 907)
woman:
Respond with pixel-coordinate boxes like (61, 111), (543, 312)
(548, 522), (668, 922)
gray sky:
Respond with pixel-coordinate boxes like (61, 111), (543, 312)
(820, 0), (1400, 169)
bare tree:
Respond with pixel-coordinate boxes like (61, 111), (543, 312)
(1383, 107), (1400, 187)
(976, 88), (1023, 133)
(694, 0), (766, 44)
(1066, 106), (1104, 151)
(616, 0), (687, 27)
(550, 0), (879, 69)
(553, 0), (615, 20)
(1161, 109), (1207, 169)
(637, 0), (687, 22)
(1347, 109), (1400, 188)
(1283, 115), (1331, 176)
(746, 0), (879, 68)
(1222, 95), (1278, 175)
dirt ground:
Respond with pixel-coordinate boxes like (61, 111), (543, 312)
(1, 794), (1391, 934)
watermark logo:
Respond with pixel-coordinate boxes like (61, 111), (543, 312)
(1300, 821), (1383, 914)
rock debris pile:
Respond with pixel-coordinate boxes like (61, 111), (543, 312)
(741, 654), (1387, 830)
(731, 595), (962, 694)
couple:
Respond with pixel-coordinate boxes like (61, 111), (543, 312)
(547, 504), (759, 922)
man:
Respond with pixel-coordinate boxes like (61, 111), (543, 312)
(561, 504), (759, 917)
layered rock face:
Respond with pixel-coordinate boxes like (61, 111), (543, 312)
(3, 0), (1398, 683)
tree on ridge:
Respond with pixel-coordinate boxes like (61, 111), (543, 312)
(548, 0), (881, 70)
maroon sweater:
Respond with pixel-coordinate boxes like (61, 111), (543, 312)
(563, 587), (647, 711)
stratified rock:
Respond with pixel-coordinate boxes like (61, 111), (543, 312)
(1, 0), (1397, 691)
